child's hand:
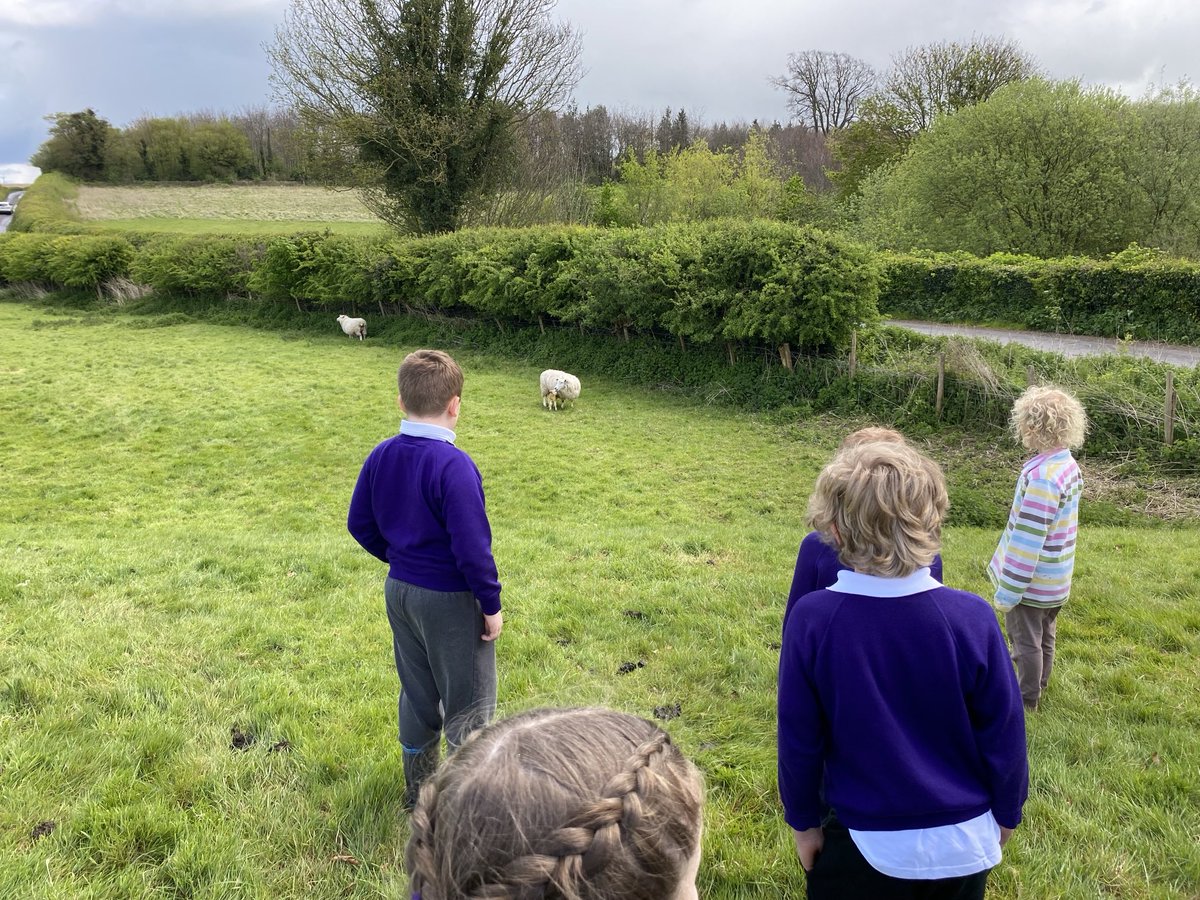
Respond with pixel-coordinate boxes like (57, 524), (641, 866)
(482, 611), (503, 641)
(1000, 825), (1015, 846)
(793, 827), (824, 872)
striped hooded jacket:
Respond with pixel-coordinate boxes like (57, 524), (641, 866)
(988, 449), (1083, 610)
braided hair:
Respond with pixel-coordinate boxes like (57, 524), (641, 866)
(406, 708), (704, 900)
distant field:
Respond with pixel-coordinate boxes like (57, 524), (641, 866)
(74, 184), (389, 235)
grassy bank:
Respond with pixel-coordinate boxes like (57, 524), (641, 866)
(1, 296), (1198, 898)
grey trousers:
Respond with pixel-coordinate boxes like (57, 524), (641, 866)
(384, 577), (496, 801)
(1005, 604), (1061, 710)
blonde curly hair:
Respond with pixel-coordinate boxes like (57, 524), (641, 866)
(1010, 385), (1087, 451)
(806, 441), (948, 578)
(406, 708), (703, 900)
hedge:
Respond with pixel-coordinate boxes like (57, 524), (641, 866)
(0, 220), (880, 354)
(879, 246), (1200, 345)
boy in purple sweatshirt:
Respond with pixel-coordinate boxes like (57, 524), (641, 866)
(348, 349), (502, 807)
(779, 442), (1027, 899)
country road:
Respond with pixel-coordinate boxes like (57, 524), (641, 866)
(0, 189), (23, 233)
(888, 319), (1200, 368)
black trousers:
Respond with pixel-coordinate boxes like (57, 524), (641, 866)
(806, 817), (990, 900)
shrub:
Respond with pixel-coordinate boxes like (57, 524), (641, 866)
(131, 235), (266, 297)
(879, 249), (1200, 344)
(0, 233), (60, 283)
(42, 235), (134, 288)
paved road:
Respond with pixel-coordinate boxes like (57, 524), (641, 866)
(0, 190), (23, 233)
(888, 319), (1200, 368)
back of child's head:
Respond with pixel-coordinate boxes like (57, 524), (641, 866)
(837, 426), (906, 452)
(406, 707), (704, 900)
(806, 441), (948, 578)
(399, 350), (464, 417)
(1010, 385), (1087, 452)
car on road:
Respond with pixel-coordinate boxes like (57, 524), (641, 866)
(0, 201), (13, 214)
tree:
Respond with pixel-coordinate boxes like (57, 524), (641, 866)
(771, 50), (877, 134)
(827, 37), (1038, 200)
(31, 109), (111, 180)
(855, 80), (1135, 257)
(656, 107), (675, 154)
(268, 0), (582, 233)
(125, 117), (192, 181)
(884, 36), (1040, 132)
(828, 96), (912, 199)
(190, 121), (255, 182)
(1123, 83), (1200, 256)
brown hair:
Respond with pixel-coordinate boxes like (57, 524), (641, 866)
(406, 708), (704, 900)
(1010, 385), (1087, 451)
(837, 426), (905, 452)
(806, 441), (948, 578)
(399, 350), (464, 417)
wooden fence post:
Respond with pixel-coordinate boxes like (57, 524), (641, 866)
(1165, 371), (1177, 446)
(779, 342), (794, 371)
(1026, 365), (1037, 386)
(849, 331), (858, 380)
(936, 353), (946, 419)
(726, 342), (736, 366)
(538, 315), (545, 334)
(678, 334), (686, 352)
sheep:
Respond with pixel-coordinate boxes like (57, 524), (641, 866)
(540, 369), (581, 410)
(337, 315), (367, 340)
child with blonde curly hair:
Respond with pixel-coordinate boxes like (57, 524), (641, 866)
(406, 707), (704, 900)
(780, 441), (1027, 898)
(785, 427), (944, 630)
(988, 384), (1087, 711)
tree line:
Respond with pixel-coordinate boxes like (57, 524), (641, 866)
(27, 0), (1200, 259)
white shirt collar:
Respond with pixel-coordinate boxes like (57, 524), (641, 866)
(827, 567), (941, 597)
(400, 420), (457, 444)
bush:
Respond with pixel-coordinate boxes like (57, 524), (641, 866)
(131, 235), (266, 297)
(879, 248), (1200, 344)
(250, 232), (392, 307)
(43, 235), (134, 288)
(0, 233), (60, 283)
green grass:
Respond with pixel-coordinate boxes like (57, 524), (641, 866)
(71, 183), (392, 237)
(84, 218), (392, 237)
(2, 296), (1199, 899)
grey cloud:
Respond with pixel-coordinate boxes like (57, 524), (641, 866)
(3, 0), (1199, 166)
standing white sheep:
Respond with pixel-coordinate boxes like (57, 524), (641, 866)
(337, 315), (367, 340)
(540, 369), (581, 410)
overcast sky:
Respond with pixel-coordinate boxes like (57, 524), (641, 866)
(2, 0), (1197, 181)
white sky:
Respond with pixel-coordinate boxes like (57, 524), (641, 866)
(1, 0), (1197, 168)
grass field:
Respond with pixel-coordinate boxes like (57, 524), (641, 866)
(73, 184), (390, 236)
(2, 295), (1199, 899)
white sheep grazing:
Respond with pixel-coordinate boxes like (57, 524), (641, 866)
(337, 315), (367, 340)
(540, 369), (581, 410)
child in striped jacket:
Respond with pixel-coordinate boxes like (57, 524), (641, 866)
(988, 385), (1087, 711)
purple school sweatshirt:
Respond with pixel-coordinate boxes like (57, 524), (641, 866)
(348, 433), (501, 614)
(778, 577), (1027, 832)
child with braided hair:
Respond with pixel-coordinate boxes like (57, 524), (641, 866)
(406, 707), (704, 900)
